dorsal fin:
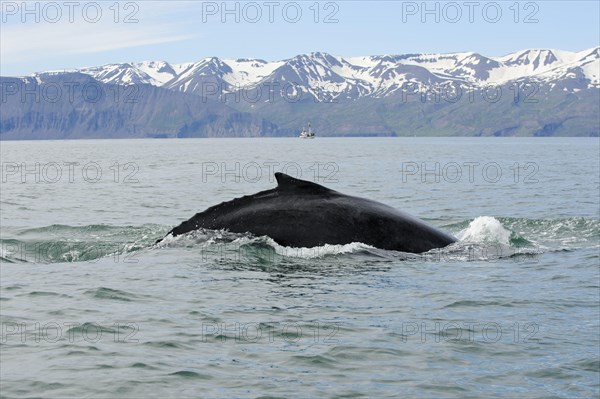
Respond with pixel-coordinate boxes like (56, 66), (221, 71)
(274, 172), (333, 193)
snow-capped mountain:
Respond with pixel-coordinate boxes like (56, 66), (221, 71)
(76, 61), (179, 86)
(36, 47), (599, 101)
(3, 48), (598, 139)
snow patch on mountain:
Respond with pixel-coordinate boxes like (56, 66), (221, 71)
(21, 47), (600, 100)
(221, 58), (284, 87)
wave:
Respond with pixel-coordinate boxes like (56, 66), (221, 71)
(236, 236), (379, 259)
(1, 216), (597, 264)
(451, 216), (599, 254)
(1, 224), (166, 264)
(456, 216), (515, 245)
(154, 217), (545, 263)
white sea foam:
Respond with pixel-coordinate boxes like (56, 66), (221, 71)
(271, 240), (376, 259)
(457, 216), (512, 245)
(232, 236), (376, 259)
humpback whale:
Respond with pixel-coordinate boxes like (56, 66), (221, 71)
(157, 173), (456, 253)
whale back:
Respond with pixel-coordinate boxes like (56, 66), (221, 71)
(160, 173), (456, 253)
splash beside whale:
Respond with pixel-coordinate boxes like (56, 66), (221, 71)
(157, 173), (456, 253)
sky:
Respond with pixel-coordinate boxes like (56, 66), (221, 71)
(1, 0), (599, 76)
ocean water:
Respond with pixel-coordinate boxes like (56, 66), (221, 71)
(0, 137), (598, 399)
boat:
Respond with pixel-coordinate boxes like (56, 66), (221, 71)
(299, 122), (315, 139)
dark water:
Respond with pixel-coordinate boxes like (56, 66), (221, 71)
(1, 138), (598, 398)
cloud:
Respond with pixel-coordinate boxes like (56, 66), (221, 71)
(1, 21), (195, 63)
(0, 0), (202, 67)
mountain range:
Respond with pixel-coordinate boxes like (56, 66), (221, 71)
(1, 48), (598, 139)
